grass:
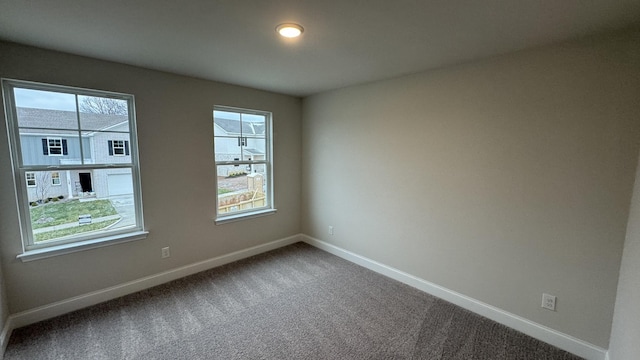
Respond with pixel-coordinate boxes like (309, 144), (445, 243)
(30, 199), (118, 229)
(218, 188), (234, 195)
(35, 219), (120, 242)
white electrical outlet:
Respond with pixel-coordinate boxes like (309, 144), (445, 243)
(542, 293), (556, 311)
(161, 247), (170, 259)
(329, 226), (334, 235)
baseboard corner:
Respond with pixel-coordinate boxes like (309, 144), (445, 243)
(0, 316), (14, 360)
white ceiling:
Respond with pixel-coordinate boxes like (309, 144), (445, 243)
(1, 1), (639, 97)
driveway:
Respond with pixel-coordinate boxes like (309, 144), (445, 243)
(109, 194), (136, 227)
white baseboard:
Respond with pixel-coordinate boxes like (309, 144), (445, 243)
(8, 234), (302, 330)
(302, 235), (608, 360)
(0, 316), (12, 360)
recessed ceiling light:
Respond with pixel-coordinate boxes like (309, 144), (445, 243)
(276, 23), (304, 38)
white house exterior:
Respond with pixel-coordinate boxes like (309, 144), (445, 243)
(213, 113), (266, 177)
(18, 107), (133, 202)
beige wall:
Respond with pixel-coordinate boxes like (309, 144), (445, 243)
(609, 151), (640, 359)
(0, 41), (302, 312)
(302, 30), (640, 348)
(0, 259), (7, 341)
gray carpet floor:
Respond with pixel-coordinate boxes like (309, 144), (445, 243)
(5, 242), (583, 359)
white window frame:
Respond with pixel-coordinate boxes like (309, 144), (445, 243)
(112, 140), (125, 156)
(47, 137), (63, 156)
(2, 79), (148, 261)
(51, 171), (61, 186)
(26, 172), (36, 187)
(213, 106), (275, 224)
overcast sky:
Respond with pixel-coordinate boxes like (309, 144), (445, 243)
(14, 88), (76, 111)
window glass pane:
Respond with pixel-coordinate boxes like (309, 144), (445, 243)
(14, 88), (77, 130)
(78, 95), (129, 131)
(16, 106), (79, 130)
(214, 136), (242, 162)
(242, 113), (266, 139)
(217, 165), (268, 215)
(89, 132), (133, 164)
(26, 171), (67, 204)
(28, 169), (136, 244)
(244, 137), (266, 160)
(19, 129), (82, 166)
(214, 110), (241, 132)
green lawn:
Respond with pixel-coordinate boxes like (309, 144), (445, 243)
(30, 199), (118, 229)
(35, 219), (120, 242)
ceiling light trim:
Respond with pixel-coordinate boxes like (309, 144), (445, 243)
(276, 23), (304, 38)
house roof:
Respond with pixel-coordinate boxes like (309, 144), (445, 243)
(243, 148), (264, 155)
(16, 107), (128, 132)
(214, 117), (265, 136)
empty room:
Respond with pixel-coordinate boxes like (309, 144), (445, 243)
(0, 1), (639, 359)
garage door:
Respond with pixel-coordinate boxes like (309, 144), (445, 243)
(107, 174), (133, 196)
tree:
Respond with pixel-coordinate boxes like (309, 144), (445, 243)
(79, 96), (128, 115)
(35, 172), (51, 202)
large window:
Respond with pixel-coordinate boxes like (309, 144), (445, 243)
(2, 79), (146, 260)
(213, 106), (274, 222)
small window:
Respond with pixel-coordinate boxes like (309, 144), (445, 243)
(2, 79), (147, 258)
(26, 172), (36, 187)
(51, 172), (61, 186)
(43, 137), (68, 156)
(48, 138), (62, 155)
(213, 106), (275, 222)
(113, 140), (125, 155)
(108, 140), (129, 156)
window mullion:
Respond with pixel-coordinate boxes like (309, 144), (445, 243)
(74, 94), (85, 165)
(239, 113), (245, 158)
(215, 160), (266, 166)
(20, 164), (134, 172)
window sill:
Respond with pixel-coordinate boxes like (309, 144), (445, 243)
(17, 230), (149, 262)
(215, 208), (277, 225)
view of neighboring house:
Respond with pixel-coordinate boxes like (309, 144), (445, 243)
(213, 112), (266, 177)
(213, 110), (270, 215)
(18, 107), (133, 202)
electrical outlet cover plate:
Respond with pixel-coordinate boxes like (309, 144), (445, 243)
(542, 293), (556, 311)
